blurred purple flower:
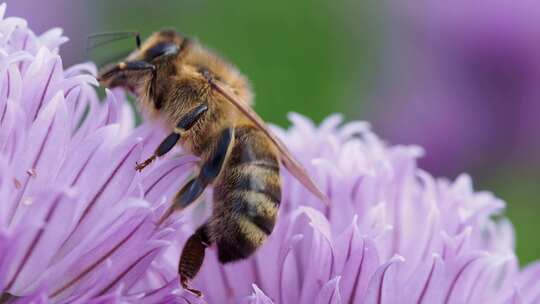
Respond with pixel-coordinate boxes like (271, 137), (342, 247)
(371, 0), (540, 176)
(7, 0), (91, 65)
(1, 4), (540, 304)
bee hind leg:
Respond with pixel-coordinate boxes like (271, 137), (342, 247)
(179, 224), (212, 297)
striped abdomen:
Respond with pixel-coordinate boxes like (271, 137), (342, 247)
(210, 125), (281, 263)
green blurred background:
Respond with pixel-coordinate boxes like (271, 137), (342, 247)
(9, 0), (539, 264)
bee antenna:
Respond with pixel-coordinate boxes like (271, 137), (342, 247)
(86, 31), (141, 52)
(136, 33), (141, 49)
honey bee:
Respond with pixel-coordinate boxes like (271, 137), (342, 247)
(97, 29), (329, 296)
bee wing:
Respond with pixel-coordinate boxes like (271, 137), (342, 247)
(211, 81), (330, 205)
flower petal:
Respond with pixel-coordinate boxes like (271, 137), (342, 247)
(315, 276), (341, 304)
(364, 255), (404, 304)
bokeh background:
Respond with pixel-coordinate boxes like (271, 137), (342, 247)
(9, 0), (539, 264)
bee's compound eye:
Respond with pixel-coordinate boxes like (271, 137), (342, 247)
(145, 42), (179, 61)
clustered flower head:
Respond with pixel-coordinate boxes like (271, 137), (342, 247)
(172, 114), (540, 304)
(0, 4), (539, 304)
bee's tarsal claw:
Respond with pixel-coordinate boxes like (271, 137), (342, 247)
(135, 155), (156, 172)
(180, 276), (203, 297)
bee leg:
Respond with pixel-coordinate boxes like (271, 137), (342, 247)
(1, 292), (20, 303)
(179, 224), (211, 297)
(159, 127), (234, 223)
(136, 132), (179, 171)
(135, 103), (209, 171)
(98, 60), (155, 83)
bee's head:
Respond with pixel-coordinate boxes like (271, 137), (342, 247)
(97, 29), (187, 94)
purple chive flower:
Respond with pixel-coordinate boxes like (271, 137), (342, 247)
(1, 4), (539, 304)
(0, 4), (195, 303)
(371, 0), (540, 176)
(151, 113), (540, 303)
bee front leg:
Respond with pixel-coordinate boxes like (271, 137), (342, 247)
(98, 60), (155, 85)
(135, 132), (179, 172)
(135, 103), (208, 171)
